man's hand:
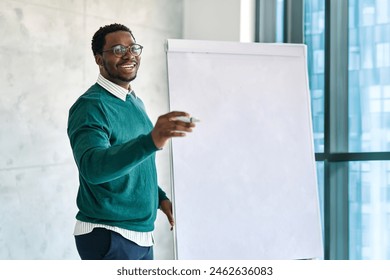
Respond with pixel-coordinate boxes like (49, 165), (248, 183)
(151, 111), (196, 149)
(160, 199), (175, 231)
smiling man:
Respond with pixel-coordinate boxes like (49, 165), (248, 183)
(67, 23), (195, 260)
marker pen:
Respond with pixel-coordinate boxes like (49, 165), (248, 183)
(174, 116), (200, 123)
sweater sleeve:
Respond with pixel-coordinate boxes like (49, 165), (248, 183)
(158, 187), (169, 203)
(67, 97), (159, 184)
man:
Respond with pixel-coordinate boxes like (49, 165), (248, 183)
(67, 23), (195, 260)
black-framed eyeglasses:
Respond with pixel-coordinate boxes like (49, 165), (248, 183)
(102, 44), (143, 57)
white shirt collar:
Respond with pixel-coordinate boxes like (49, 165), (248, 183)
(97, 74), (136, 101)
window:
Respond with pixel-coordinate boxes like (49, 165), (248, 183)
(276, 0), (285, 42)
(349, 0), (390, 152)
(349, 161), (390, 259)
(259, 0), (390, 259)
(304, 0), (325, 153)
(304, 0), (326, 236)
(348, 0), (390, 259)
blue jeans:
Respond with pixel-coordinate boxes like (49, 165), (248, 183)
(75, 228), (153, 260)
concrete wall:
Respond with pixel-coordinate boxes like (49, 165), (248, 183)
(183, 0), (255, 42)
(183, 0), (241, 41)
(0, 0), (257, 260)
(0, 0), (183, 260)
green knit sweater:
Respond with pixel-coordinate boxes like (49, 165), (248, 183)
(67, 83), (168, 232)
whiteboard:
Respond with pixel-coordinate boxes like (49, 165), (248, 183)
(166, 39), (323, 260)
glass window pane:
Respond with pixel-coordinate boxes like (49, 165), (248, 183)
(304, 0), (325, 153)
(349, 161), (390, 259)
(276, 0), (284, 43)
(348, 0), (390, 152)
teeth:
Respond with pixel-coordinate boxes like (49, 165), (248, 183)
(121, 64), (135, 68)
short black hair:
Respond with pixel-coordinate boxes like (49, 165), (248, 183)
(91, 23), (135, 56)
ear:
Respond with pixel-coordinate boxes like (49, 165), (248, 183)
(95, 55), (103, 67)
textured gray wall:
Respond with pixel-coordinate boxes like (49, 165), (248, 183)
(0, 0), (183, 260)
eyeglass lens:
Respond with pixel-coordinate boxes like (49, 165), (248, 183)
(113, 45), (142, 57)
